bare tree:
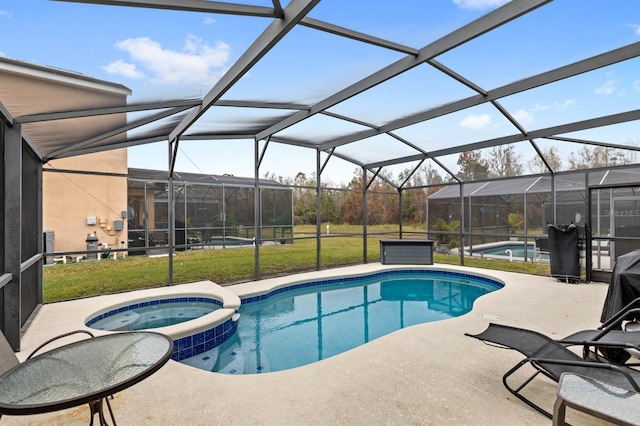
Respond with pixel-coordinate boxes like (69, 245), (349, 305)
(487, 145), (523, 177)
(528, 146), (563, 174)
(568, 144), (639, 170)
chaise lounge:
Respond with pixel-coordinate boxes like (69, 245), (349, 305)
(558, 295), (640, 363)
(466, 323), (640, 419)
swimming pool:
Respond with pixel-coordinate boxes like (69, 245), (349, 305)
(467, 242), (549, 262)
(180, 269), (503, 374)
(86, 297), (222, 331)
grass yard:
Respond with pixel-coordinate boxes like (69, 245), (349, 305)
(43, 224), (551, 303)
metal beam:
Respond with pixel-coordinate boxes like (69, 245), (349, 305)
(170, 0), (321, 142)
(271, 0), (283, 18)
(51, 135), (169, 158)
(16, 99), (200, 123)
(436, 108), (640, 157)
(0, 101), (13, 126)
(367, 108), (640, 168)
(492, 100), (528, 135)
(45, 105), (193, 160)
(17, 98), (307, 124)
(52, 0), (277, 17)
(4, 124), (22, 350)
(547, 136), (640, 152)
(318, 41), (640, 151)
(428, 59), (487, 95)
(528, 139), (555, 174)
(256, 0), (551, 141)
(300, 17), (419, 56)
(432, 157), (460, 182)
(214, 100), (308, 110)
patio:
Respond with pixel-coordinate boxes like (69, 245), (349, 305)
(5, 263), (614, 425)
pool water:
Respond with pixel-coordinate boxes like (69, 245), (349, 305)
(180, 271), (501, 374)
(87, 300), (220, 331)
(470, 243), (549, 261)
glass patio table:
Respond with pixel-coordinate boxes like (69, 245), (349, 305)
(0, 331), (173, 425)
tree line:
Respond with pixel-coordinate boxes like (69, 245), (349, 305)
(264, 143), (638, 226)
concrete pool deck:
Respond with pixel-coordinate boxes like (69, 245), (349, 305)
(6, 264), (616, 425)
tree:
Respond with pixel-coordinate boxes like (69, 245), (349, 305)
(456, 150), (489, 181)
(528, 146), (562, 174)
(291, 172), (316, 224)
(568, 145), (638, 170)
(399, 163), (445, 224)
(487, 145), (523, 177)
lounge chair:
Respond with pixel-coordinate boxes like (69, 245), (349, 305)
(465, 323), (640, 419)
(559, 296), (640, 364)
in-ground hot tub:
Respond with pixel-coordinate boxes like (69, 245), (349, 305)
(85, 297), (223, 331)
(85, 287), (241, 362)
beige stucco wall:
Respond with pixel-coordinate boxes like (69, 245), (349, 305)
(44, 152), (129, 252)
(0, 62), (130, 253)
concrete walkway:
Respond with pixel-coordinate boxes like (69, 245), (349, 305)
(5, 264), (616, 425)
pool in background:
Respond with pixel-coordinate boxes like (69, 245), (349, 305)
(466, 241), (549, 262)
(179, 269), (503, 375)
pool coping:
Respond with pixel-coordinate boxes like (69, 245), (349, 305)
(230, 266), (504, 306)
(11, 263), (612, 425)
(226, 264), (505, 301)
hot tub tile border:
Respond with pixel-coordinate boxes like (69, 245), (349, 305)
(85, 297), (223, 328)
(172, 318), (238, 361)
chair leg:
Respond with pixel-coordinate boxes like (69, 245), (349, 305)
(502, 360), (554, 419)
(553, 396), (567, 426)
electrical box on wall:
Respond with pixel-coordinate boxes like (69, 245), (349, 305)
(86, 216), (97, 225)
(113, 220), (124, 231)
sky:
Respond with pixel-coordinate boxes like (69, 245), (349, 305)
(1, 0), (639, 185)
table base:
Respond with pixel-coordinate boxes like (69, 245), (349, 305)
(89, 397), (116, 426)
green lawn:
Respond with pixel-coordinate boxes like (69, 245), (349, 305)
(43, 224), (551, 303)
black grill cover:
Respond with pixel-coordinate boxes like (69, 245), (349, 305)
(601, 249), (640, 322)
(548, 223), (579, 281)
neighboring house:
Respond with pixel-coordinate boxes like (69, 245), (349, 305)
(0, 57), (294, 257)
(0, 56), (131, 254)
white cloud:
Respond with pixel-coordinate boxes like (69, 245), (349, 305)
(110, 35), (230, 85)
(633, 80), (640, 92)
(513, 109), (534, 125)
(530, 103), (551, 112)
(103, 60), (144, 79)
(530, 99), (575, 112)
(555, 99), (576, 110)
(453, 0), (509, 10)
(629, 24), (640, 36)
(0, 10), (12, 18)
(595, 79), (615, 95)
(460, 114), (492, 129)
(203, 17), (216, 25)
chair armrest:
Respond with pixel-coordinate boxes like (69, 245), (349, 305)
(601, 299), (640, 329)
(27, 330), (95, 360)
(529, 357), (640, 392)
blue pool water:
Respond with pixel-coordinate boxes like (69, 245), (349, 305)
(180, 270), (502, 374)
(469, 242), (549, 261)
(86, 298), (221, 331)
